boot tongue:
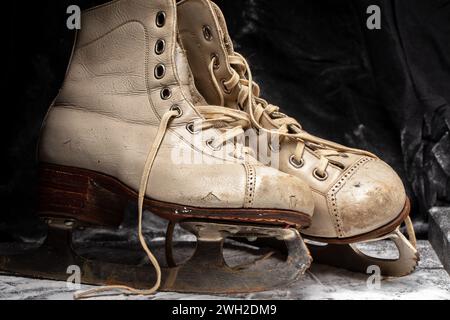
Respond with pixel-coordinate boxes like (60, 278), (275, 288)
(177, 0), (240, 109)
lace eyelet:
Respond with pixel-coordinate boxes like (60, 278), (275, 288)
(156, 11), (166, 27)
(221, 79), (232, 94)
(206, 138), (222, 151)
(289, 155), (304, 168)
(202, 25), (213, 41)
(211, 53), (220, 69)
(313, 168), (328, 181)
(154, 63), (166, 79)
(155, 39), (166, 55)
(160, 87), (172, 100)
(170, 105), (183, 118)
(186, 122), (199, 134)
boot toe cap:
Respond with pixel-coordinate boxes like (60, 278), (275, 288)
(333, 158), (407, 238)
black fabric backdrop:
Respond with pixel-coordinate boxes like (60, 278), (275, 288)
(4, 0), (450, 239)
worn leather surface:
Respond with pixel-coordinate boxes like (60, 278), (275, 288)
(178, 0), (407, 238)
(177, 0), (239, 108)
(276, 141), (406, 238)
(38, 0), (314, 215)
(6, 0), (449, 241)
(212, 0), (450, 236)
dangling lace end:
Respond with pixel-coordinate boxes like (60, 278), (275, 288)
(404, 215), (417, 248)
(73, 110), (177, 300)
(73, 285), (154, 300)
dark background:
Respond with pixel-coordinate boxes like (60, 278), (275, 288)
(4, 0), (450, 239)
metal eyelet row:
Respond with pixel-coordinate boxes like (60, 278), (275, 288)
(154, 11), (178, 117)
(154, 10), (166, 55)
(204, 24), (231, 97)
(289, 154), (328, 180)
(203, 24), (234, 98)
(155, 11), (168, 96)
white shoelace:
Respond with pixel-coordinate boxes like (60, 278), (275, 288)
(208, 52), (378, 177)
(74, 104), (253, 299)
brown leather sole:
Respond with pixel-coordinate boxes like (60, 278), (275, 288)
(304, 197), (411, 244)
(38, 163), (311, 228)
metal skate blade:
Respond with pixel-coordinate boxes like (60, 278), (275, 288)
(0, 220), (312, 294)
(163, 221), (312, 293)
(306, 229), (419, 276)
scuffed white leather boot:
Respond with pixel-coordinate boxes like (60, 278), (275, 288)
(0, 0), (315, 297)
(177, 0), (418, 276)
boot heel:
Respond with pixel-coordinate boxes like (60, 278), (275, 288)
(38, 163), (128, 227)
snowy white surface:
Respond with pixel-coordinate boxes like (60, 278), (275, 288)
(0, 240), (449, 300)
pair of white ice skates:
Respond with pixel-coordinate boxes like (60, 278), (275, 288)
(0, 0), (418, 297)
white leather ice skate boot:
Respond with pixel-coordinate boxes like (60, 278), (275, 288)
(177, 0), (418, 276)
(0, 0), (315, 297)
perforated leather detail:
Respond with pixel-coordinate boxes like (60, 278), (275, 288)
(243, 164), (256, 208)
(327, 157), (374, 236)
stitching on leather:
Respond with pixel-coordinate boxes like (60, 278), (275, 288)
(327, 157), (374, 237)
(309, 187), (326, 196)
(243, 164), (256, 208)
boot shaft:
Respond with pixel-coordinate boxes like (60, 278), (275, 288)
(55, 0), (201, 125)
(38, 0), (209, 197)
(37, 0), (315, 217)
